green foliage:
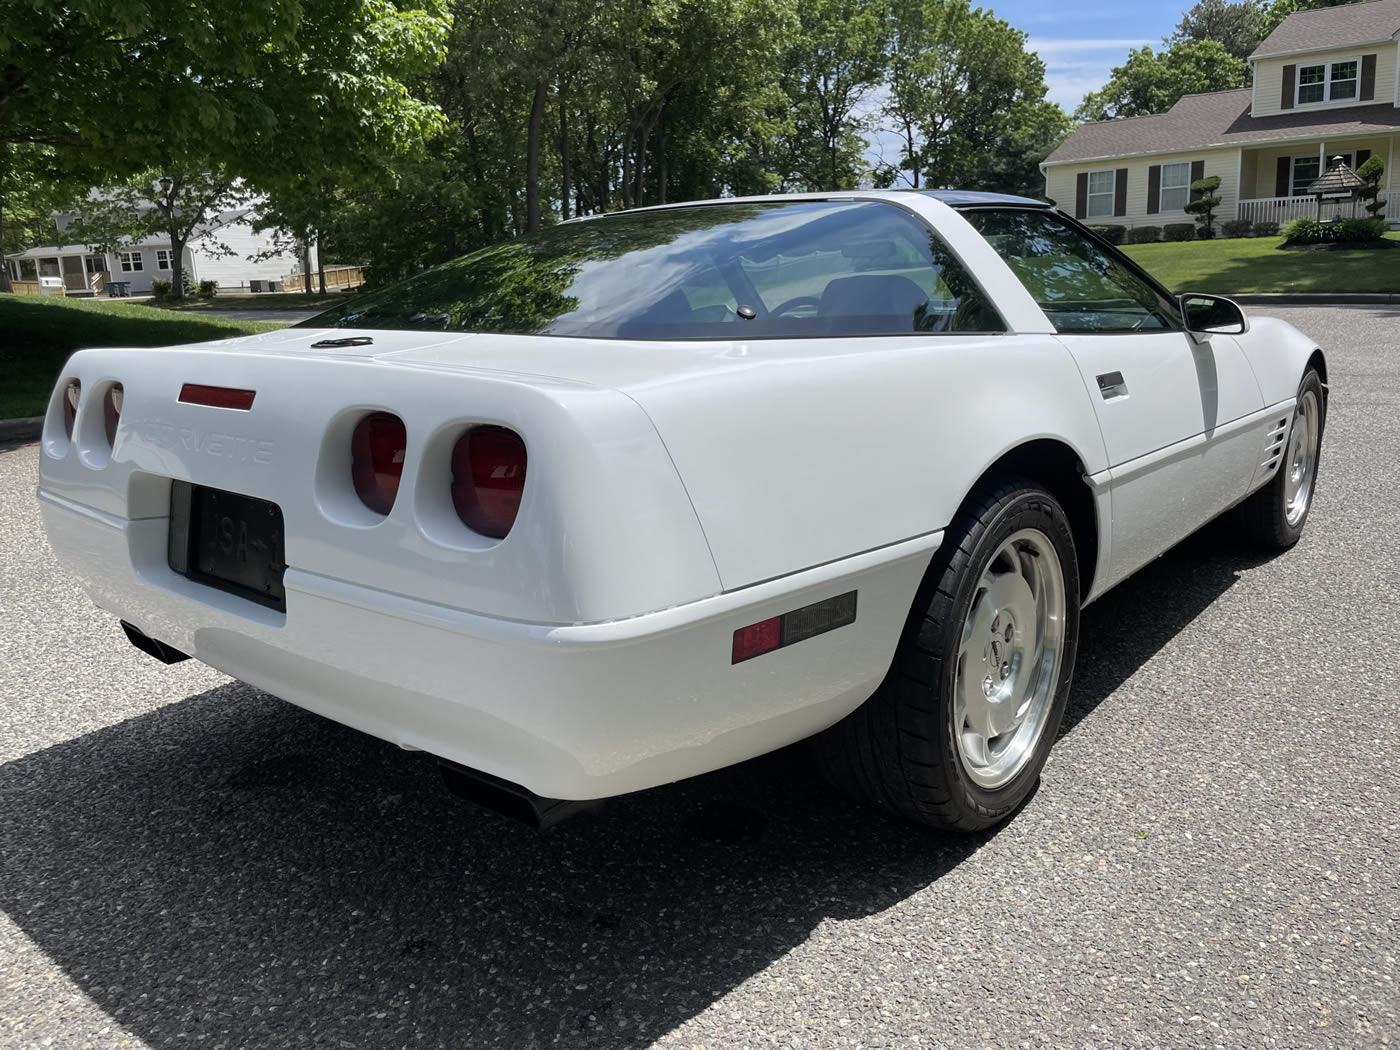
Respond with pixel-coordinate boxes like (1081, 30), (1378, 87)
(1253, 220), (1280, 237)
(198, 280), (219, 298)
(1089, 224), (1127, 245)
(1221, 219), (1253, 237)
(1128, 225), (1162, 243)
(1183, 175), (1222, 238)
(1167, 0), (1265, 61)
(1357, 155), (1387, 219)
(1076, 40), (1246, 121)
(149, 278), (173, 299)
(1164, 223), (1196, 241)
(1283, 216), (1386, 244)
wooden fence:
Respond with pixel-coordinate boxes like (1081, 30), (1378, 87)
(280, 265), (365, 293)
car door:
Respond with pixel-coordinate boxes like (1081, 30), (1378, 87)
(961, 209), (1265, 589)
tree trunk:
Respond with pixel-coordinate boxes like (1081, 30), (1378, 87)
(525, 79), (548, 233)
(301, 240), (313, 297)
(620, 126), (633, 210)
(0, 200), (10, 294)
(559, 86), (571, 221)
(168, 228), (187, 301)
(634, 118), (651, 208)
(316, 231), (326, 294)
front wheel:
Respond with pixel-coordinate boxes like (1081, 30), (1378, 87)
(816, 479), (1080, 831)
(1234, 368), (1325, 549)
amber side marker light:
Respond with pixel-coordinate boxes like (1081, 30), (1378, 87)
(731, 591), (858, 663)
(179, 383), (256, 410)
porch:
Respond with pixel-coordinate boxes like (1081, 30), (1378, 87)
(5, 246), (110, 297)
(1236, 137), (1399, 227)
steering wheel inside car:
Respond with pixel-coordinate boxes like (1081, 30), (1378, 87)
(770, 295), (822, 317)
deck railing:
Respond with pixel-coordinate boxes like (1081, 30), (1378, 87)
(280, 265), (365, 293)
(1237, 195), (1397, 226)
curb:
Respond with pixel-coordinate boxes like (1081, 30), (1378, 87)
(0, 416), (43, 443)
(1231, 292), (1400, 305)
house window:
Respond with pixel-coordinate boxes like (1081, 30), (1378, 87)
(156, 249), (172, 270)
(85, 256), (104, 274)
(1297, 59), (1359, 105)
(1291, 153), (1352, 196)
(19, 259), (37, 279)
(118, 251), (144, 272)
(1086, 169), (1116, 218)
(1160, 162), (1192, 212)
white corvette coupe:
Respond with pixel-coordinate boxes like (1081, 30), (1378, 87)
(37, 191), (1326, 830)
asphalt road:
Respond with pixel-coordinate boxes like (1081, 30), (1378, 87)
(2, 305), (1396, 1050)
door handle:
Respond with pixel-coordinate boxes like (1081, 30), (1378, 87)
(1096, 371), (1128, 400)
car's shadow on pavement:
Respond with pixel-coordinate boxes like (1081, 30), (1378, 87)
(0, 526), (1273, 1049)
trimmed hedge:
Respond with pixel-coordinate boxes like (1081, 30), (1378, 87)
(1089, 224), (1127, 245)
(1163, 223), (1196, 241)
(1253, 220), (1279, 237)
(1127, 225), (1161, 244)
(1220, 219), (1253, 238)
(198, 279), (219, 298)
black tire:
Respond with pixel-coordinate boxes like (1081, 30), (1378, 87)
(1233, 368), (1325, 549)
(815, 479), (1081, 831)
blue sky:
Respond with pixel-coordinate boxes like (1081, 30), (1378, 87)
(864, 0), (1189, 171)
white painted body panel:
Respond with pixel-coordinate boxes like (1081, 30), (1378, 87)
(34, 192), (1326, 800)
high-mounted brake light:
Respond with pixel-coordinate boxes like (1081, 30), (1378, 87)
(451, 426), (527, 539)
(732, 592), (858, 663)
(178, 383), (256, 410)
(351, 412), (407, 516)
(62, 379), (81, 438)
(103, 384), (123, 446)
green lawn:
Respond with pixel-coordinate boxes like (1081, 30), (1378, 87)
(1123, 233), (1400, 294)
(0, 294), (285, 419)
(154, 292), (353, 312)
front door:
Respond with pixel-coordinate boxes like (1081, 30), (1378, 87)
(61, 256), (85, 292)
(960, 209), (1265, 589)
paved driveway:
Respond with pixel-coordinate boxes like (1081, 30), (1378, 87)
(1, 306), (1396, 1049)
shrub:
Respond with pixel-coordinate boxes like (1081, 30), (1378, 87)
(149, 277), (173, 299)
(1252, 220), (1280, 238)
(1163, 223), (1195, 241)
(1089, 224), (1126, 245)
(1221, 219), (1253, 238)
(198, 279), (219, 298)
(1127, 225), (1161, 243)
(1183, 175), (1222, 238)
(1283, 215), (1386, 245)
(1357, 155), (1387, 219)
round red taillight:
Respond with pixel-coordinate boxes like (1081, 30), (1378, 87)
(451, 426), (527, 539)
(103, 384), (123, 447)
(350, 412), (407, 516)
(63, 379), (81, 438)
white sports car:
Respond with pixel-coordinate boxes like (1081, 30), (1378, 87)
(37, 191), (1327, 830)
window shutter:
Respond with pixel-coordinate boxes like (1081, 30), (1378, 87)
(1357, 149), (1372, 168)
(1146, 165), (1161, 214)
(1275, 156), (1291, 197)
(1075, 172), (1088, 218)
(1360, 54), (1376, 101)
(1281, 64), (1296, 110)
(1113, 168), (1128, 216)
(1189, 160), (1206, 201)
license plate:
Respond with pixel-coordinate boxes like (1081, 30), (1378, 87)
(169, 481), (286, 611)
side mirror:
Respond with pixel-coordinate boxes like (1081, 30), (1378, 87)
(1180, 292), (1248, 337)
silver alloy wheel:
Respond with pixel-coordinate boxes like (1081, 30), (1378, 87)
(1284, 388), (1321, 527)
(953, 528), (1067, 790)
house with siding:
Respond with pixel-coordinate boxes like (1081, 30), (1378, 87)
(1041, 0), (1400, 232)
(4, 202), (315, 297)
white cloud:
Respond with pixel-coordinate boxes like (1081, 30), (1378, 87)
(1027, 38), (1153, 110)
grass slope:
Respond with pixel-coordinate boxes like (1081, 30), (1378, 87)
(1123, 233), (1400, 294)
(0, 294), (285, 419)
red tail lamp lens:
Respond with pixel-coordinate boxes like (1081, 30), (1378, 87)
(451, 426), (527, 539)
(63, 379), (81, 438)
(351, 412), (407, 516)
(103, 384), (123, 446)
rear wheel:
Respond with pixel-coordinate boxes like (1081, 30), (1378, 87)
(1234, 368), (1325, 549)
(817, 479), (1080, 830)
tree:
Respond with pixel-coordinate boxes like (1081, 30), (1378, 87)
(1167, 0), (1265, 61)
(64, 173), (252, 299)
(884, 0), (1068, 194)
(1076, 41), (1248, 122)
(1184, 175), (1223, 237)
(1357, 155), (1387, 219)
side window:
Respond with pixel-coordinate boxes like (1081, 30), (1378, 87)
(962, 209), (1181, 334)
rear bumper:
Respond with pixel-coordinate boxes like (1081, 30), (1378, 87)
(40, 487), (938, 799)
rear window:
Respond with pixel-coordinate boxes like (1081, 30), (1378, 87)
(299, 200), (1004, 339)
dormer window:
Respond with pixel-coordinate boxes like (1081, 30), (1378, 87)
(1297, 59), (1358, 105)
